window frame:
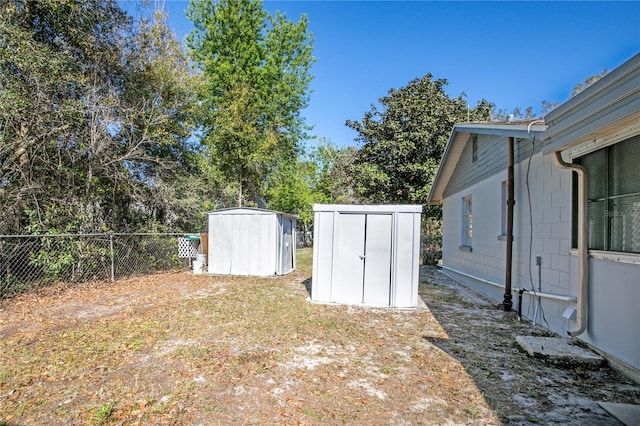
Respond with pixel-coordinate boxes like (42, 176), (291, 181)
(460, 194), (473, 251)
(500, 180), (507, 237)
(572, 135), (640, 255)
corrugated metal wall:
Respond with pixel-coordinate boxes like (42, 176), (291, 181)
(207, 209), (295, 276)
(311, 204), (421, 308)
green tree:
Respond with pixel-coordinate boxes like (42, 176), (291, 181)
(116, 7), (202, 231)
(313, 138), (359, 204)
(0, 1), (200, 234)
(186, 0), (314, 207)
(265, 160), (317, 231)
(571, 69), (608, 97)
(346, 74), (492, 205)
(1, 0), (132, 233)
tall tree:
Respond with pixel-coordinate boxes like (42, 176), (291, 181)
(571, 69), (608, 97)
(1, 0), (131, 233)
(312, 138), (359, 204)
(346, 74), (492, 205)
(186, 0), (314, 207)
(116, 7), (201, 231)
(0, 1), (199, 234)
(265, 160), (317, 230)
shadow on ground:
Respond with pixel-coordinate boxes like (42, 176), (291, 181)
(419, 265), (640, 425)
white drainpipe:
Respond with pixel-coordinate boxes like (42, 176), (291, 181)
(552, 151), (588, 337)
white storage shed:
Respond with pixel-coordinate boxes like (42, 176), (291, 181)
(311, 204), (422, 308)
(207, 208), (296, 276)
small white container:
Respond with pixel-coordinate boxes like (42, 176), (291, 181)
(193, 260), (204, 275)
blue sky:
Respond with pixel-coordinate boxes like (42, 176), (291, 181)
(123, 1), (640, 148)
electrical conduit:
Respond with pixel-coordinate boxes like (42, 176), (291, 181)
(552, 151), (588, 337)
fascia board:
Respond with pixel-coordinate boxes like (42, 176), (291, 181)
(426, 122), (545, 206)
(545, 52), (640, 125)
(455, 123), (546, 139)
(426, 128), (470, 205)
(543, 53), (640, 153)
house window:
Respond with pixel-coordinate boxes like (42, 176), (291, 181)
(461, 195), (473, 250)
(572, 135), (640, 253)
(501, 180), (508, 236)
(472, 135), (478, 163)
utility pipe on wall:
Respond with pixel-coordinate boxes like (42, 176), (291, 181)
(441, 265), (577, 302)
(502, 136), (515, 311)
(552, 151), (589, 337)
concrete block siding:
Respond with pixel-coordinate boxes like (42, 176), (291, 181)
(441, 147), (640, 372)
(443, 150), (574, 296)
(443, 150), (576, 334)
(437, 54), (640, 375)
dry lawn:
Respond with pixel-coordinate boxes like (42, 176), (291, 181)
(0, 249), (498, 425)
(1, 248), (638, 425)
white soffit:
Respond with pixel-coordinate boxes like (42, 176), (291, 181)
(568, 111), (640, 159)
(427, 121), (545, 206)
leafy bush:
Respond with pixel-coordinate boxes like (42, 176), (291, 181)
(421, 217), (442, 265)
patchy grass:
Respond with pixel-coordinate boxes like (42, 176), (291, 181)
(3, 252), (638, 425)
(419, 266), (640, 425)
(0, 248), (499, 425)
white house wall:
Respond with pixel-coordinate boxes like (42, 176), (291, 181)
(442, 173), (513, 303)
(582, 257), (639, 369)
(443, 149), (580, 333)
(442, 144), (640, 371)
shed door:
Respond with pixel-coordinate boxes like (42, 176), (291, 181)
(363, 214), (393, 306)
(334, 213), (392, 305)
(281, 218), (293, 273)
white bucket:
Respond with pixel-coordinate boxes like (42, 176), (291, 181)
(193, 260), (204, 275)
(196, 254), (207, 265)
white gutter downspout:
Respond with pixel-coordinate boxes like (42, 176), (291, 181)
(552, 151), (588, 337)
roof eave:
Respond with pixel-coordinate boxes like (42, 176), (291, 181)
(426, 122), (546, 205)
(427, 129), (470, 205)
(542, 53), (640, 154)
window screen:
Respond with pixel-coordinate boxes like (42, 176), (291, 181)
(501, 181), (507, 235)
(573, 135), (640, 253)
(462, 195), (472, 246)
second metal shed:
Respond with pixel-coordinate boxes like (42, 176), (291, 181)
(311, 204), (422, 308)
(207, 208), (296, 276)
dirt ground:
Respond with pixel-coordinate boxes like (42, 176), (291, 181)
(1, 249), (639, 425)
(419, 267), (640, 425)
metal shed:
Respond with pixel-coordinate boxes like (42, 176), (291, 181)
(311, 204), (422, 308)
(207, 208), (297, 276)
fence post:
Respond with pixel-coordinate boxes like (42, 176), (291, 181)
(110, 234), (115, 282)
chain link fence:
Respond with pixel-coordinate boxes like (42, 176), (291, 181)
(0, 233), (193, 299)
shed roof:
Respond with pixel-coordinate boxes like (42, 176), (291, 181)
(313, 204), (422, 213)
(426, 120), (546, 205)
(208, 207), (298, 220)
